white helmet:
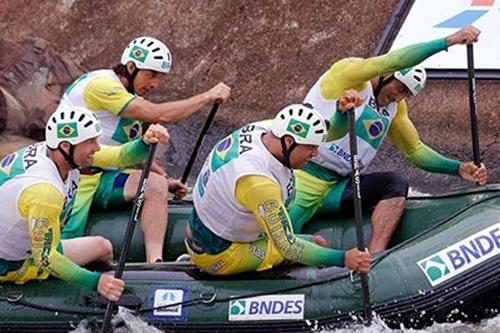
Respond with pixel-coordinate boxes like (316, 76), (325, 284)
(121, 36), (172, 73)
(46, 106), (102, 149)
(394, 65), (426, 96)
(272, 103), (328, 146)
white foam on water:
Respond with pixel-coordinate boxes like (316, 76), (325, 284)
(319, 313), (500, 333)
(68, 311), (500, 333)
(112, 307), (163, 333)
(408, 187), (431, 197)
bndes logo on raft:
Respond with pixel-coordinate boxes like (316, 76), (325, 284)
(418, 223), (500, 286)
(229, 294), (305, 321)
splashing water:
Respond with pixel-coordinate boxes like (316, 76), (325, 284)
(69, 307), (162, 333)
(68, 312), (500, 333)
(320, 313), (500, 333)
(112, 307), (163, 333)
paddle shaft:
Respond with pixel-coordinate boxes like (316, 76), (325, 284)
(180, 102), (220, 184)
(347, 108), (372, 323)
(466, 44), (481, 167)
(101, 143), (157, 333)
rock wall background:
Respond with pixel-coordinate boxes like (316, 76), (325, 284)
(0, 0), (498, 193)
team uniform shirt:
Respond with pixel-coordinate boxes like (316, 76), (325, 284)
(57, 69), (139, 145)
(0, 139), (149, 290)
(57, 70), (142, 238)
(303, 37), (461, 182)
(190, 121), (345, 274)
(194, 120), (295, 242)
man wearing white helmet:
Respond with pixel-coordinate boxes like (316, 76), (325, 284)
(0, 106), (169, 301)
(185, 103), (371, 275)
(57, 36), (230, 262)
(289, 26), (488, 253)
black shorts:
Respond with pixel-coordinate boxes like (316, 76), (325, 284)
(339, 171), (408, 218)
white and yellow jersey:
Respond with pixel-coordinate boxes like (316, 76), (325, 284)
(57, 69), (140, 145)
(193, 121), (295, 243)
(0, 139), (150, 290)
(0, 143), (79, 261)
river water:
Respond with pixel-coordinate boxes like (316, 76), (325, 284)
(70, 309), (500, 333)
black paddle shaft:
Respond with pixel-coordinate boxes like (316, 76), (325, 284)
(101, 143), (157, 333)
(181, 102), (220, 184)
(347, 108), (372, 323)
(466, 44), (481, 167)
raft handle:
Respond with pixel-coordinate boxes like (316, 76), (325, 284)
(200, 292), (217, 304)
(6, 292), (24, 303)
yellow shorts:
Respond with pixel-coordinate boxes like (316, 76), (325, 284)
(185, 236), (285, 275)
(0, 258), (49, 285)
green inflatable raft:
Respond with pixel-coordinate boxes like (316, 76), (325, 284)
(0, 184), (499, 332)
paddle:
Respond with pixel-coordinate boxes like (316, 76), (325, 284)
(101, 143), (157, 333)
(466, 44), (481, 168)
(347, 107), (372, 324)
(180, 102), (220, 184)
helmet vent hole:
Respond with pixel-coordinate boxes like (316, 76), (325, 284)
(60, 112), (65, 120)
(83, 120), (93, 128)
(325, 120), (330, 130)
(414, 76), (421, 82)
(152, 47), (160, 52)
(147, 41), (154, 47)
(298, 108), (303, 116)
(280, 114), (285, 120)
(140, 38), (146, 44)
(313, 120), (320, 126)
(70, 111), (75, 119)
(51, 117), (56, 124)
(288, 109), (293, 116)
(154, 56), (163, 60)
(315, 129), (324, 134)
(78, 114), (85, 122)
(47, 125), (52, 131)
(306, 112), (313, 120)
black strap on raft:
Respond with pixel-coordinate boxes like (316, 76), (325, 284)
(280, 136), (297, 169)
(2, 292), (105, 316)
(57, 144), (79, 169)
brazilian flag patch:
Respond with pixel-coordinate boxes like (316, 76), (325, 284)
(57, 123), (78, 139)
(286, 119), (310, 139)
(129, 46), (149, 63)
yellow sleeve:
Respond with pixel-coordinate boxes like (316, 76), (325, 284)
(235, 175), (345, 267)
(19, 183), (100, 290)
(388, 101), (460, 175)
(320, 58), (371, 100)
(83, 77), (136, 115)
(320, 38), (448, 100)
(92, 138), (149, 169)
(388, 100), (420, 153)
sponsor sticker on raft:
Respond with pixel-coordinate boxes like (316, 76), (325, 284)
(148, 286), (188, 321)
(418, 223), (500, 286)
(229, 294), (305, 321)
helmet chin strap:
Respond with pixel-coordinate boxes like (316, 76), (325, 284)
(124, 66), (139, 94)
(57, 145), (79, 169)
(280, 137), (297, 169)
(373, 75), (395, 102)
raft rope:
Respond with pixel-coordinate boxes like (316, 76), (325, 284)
(1, 192), (499, 316)
(0, 269), (351, 316)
